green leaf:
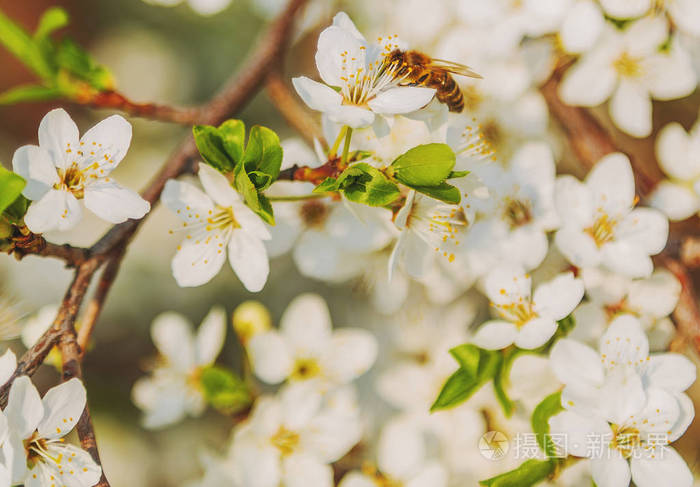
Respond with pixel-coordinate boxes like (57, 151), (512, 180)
(479, 459), (556, 487)
(233, 161), (274, 225)
(193, 125), (235, 173)
(313, 177), (339, 194)
(449, 344), (482, 377)
(410, 182), (461, 204)
(448, 170), (469, 179)
(431, 346), (501, 411)
(55, 38), (113, 90)
(218, 119), (245, 166)
(241, 125), (283, 186)
(391, 143), (456, 187)
(0, 84), (60, 105)
(199, 365), (251, 415)
(3, 194), (29, 224)
(0, 167), (26, 215)
(531, 391), (564, 458)
(34, 7), (69, 41)
(493, 348), (521, 418)
(0, 9), (54, 80)
(335, 163), (400, 207)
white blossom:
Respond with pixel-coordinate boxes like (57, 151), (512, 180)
(554, 153), (668, 278)
(162, 163), (271, 291)
(12, 109), (150, 233)
(131, 307), (226, 429)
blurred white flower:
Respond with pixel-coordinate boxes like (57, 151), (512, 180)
(549, 316), (695, 487)
(554, 153), (668, 278)
(12, 109), (150, 233)
(572, 268), (680, 351)
(461, 142), (558, 274)
(293, 12), (435, 130)
(649, 120), (700, 221)
(142, 0), (231, 16)
(131, 307), (226, 429)
(231, 382), (361, 487)
(162, 163), (271, 291)
(389, 191), (469, 280)
(473, 265), (583, 350)
(247, 293), (377, 389)
(559, 18), (696, 137)
(338, 416), (447, 487)
(4, 377), (102, 487)
(600, 0), (700, 36)
(556, 0), (605, 54)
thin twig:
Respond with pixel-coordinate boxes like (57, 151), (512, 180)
(82, 90), (203, 125)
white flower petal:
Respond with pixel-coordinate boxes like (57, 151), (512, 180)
(599, 366), (647, 424)
(171, 231), (228, 287)
(669, 392), (694, 441)
(315, 26), (364, 86)
(197, 162), (240, 207)
(533, 272), (584, 320)
(79, 114), (132, 168)
(644, 353), (696, 392)
(550, 338), (605, 387)
(554, 175), (594, 226)
(515, 317), (558, 349)
(599, 315), (648, 368)
(188, 0), (231, 15)
(590, 449), (631, 487)
(195, 307), (226, 366)
(601, 241), (654, 278)
(37, 378), (86, 440)
(24, 189), (82, 233)
(132, 375), (189, 429)
(0, 349), (17, 385)
(405, 461), (448, 487)
(12, 145), (58, 200)
(281, 293), (332, 356)
(599, 0), (650, 17)
(292, 76), (344, 113)
(559, 53), (616, 106)
(368, 87), (436, 115)
(378, 418), (425, 479)
(610, 80), (652, 137)
(338, 472), (375, 487)
(646, 43), (697, 100)
(549, 410), (609, 457)
(84, 180), (149, 224)
(631, 387), (680, 435)
(587, 152), (636, 215)
(38, 109), (79, 169)
(627, 270), (680, 318)
(616, 208), (668, 255)
(631, 446), (692, 487)
(555, 227), (600, 268)
(150, 312), (196, 372)
(161, 179), (215, 223)
(483, 264), (530, 305)
(248, 331), (293, 384)
(228, 230), (269, 292)
(472, 320), (518, 350)
(5, 376), (43, 439)
(669, 0), (700, 36)
(656, 122), (700, 180)
(649, 181), (700, 221)
(47, 443), (102, 487)
(560, 0), (604, 53)
(282, 453), (333, 487)
(328, 104), (375, 128)
(323, 328), (378, 383)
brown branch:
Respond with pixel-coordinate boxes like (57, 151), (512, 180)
(6, 229), (89, 266)
(542, 64), (700, 356)
(265, 70), (324, 148)
(82, 90), (203, 125)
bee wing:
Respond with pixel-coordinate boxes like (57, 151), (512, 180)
(430, 59), (482, 79)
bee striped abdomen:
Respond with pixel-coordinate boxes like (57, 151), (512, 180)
(438, 75), (464, 113)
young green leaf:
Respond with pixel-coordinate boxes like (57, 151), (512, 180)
(431, 346), (501, 411)
(335, 163), (400, 207)
(493, 348), (521, 417)
(391, 143), (456, 186)
(55, 38), (113, 90)
(0, 8), (54, 80)
(479, 459), (556, 487)
(218, 119), (246, 166)
(3, 194), (29, 224)
(241, 125), (283, 185)
(0, 84), (61, 105)
(199, 365), (251, 415)
(448, 169), (470, 179)
(410, 182), (461, 204)
(233, 162), (275, 225)
(34, 7), (69, 41)
(531, 391), (564, 457)
(193, 125), (235, 173)
(0, 167), (26, 215)
(313, 177), (339, 194)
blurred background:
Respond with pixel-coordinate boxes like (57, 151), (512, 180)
(1, 1), (700, 486)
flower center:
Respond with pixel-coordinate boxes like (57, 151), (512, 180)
(613, 52), (643, 78)
(585, 213), (617, 247)
(362, 464), (403, 487)
(291, 357), (321, 381)
(56, 163), (87, 198)
(610, 424), (641, 459)
(494, 300), (537, 327)
(408, 204), (468, 263)
(270, 426), (300, 456)
(480, 119), (502, 150)
(454, 122), (496, 161)
(503, 198), (532, 228)
(24, 433), (62, 469)
(300, 200), (329, 228)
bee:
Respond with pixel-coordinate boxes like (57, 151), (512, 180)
(385, 50), (481, 113)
